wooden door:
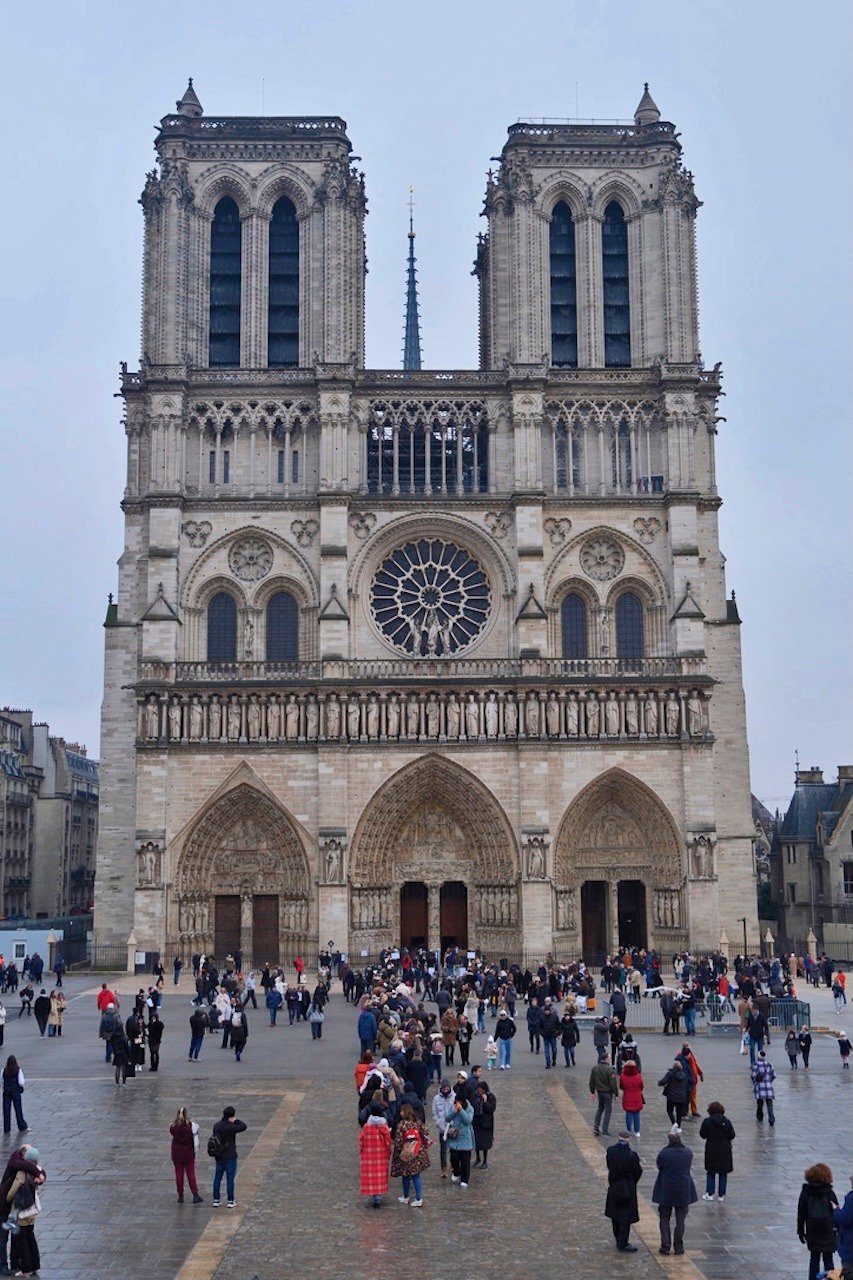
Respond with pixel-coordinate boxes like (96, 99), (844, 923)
(400, 882), (428, 950)
(581, 881), (608, 964)
(440, 881), (468, 953)
(252, 895), (280, 966)
(214, 895), (241, 961)
(617, 880), (647, 950)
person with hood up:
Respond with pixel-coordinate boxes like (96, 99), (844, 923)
(658, 1057), (690, 1128)
(618, 1059), (644, 1136)
(652, 1125), (697, 1255)
(699, 1101), (735, 1200)
(797, 1163), (839, 1280)
(359, 1103), (393, 1208)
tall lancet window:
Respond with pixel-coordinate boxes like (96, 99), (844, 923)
(602, 201), (631, 368)
(268, 197), (299, 367)
(550, 201), (577, 367)
(209, 197), (242, 367)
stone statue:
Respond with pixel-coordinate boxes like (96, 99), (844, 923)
(366, 695), (380, 740)
(687, 691), (703, 737)
(465, 693), (480, 740)
(585, 692), (599, 737)
(625, 694), (639, 736)
(305, 696), (319, 741)
(208, 695), (222, 740)
(566, 693), (579, 737)
(144, 696), (160, 740)
(267, 694), (281, 740)
(406, 694), (420, 739)
(188, 696), (204, 740)
(665, 693), (680, 736)
(525, 692), (540, 738)
(691, 836), (713, 879)
(285, 694), (300, 741)
(325, 695), (340, 740)
(168, 697), (182, 740)
(605, 691), (620, 737)
(484, 692), (498, 738)
(347, 695), (361, 740)
(526, 838), (546, 879)
(504, 693), (518, 738)
(644, 692), (658, 737)
(445, 694), (460, 739)
(247, 695), (261, 740)
(425, 694), (440, 738)
(325, 840), (343, 883)
(386, 694), (400, 740)
(137, 843), (159, 886)
(244, 618), (254, 659)
(546, 692), (560, 737)
(227, 696), (242, 740)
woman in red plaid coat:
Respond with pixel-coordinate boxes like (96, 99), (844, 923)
(359, 1104), (393, 1207)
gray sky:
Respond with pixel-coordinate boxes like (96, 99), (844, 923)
(1, 1), (850, 809)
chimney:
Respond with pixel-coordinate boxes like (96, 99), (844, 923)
(795, 767), (824, 785)
(838, 765), (853, 784)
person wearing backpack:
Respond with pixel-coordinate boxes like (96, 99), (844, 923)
(230, 1005), (248, 1062)
(797, 1163), (839, 1280)
(391, 1103), (430, 1206)
(209, 1106), (247, 1208)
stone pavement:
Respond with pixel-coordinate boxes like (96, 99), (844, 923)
(1, 974), (848, 1279)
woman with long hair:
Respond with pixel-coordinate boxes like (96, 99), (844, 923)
(391, 1102), (430, 1207)
(169, 1106), (204, 1204)
(1, 1056), (27, 1134)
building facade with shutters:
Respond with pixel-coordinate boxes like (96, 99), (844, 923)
(94, 81), (758, 965)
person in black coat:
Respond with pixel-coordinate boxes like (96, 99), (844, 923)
(405, 1050), (430, 1103)
(652, 1127), (698, 1255)
(699, 1101), (735, 1200)
(605, 1132), (643, 1251)
(658, 1059), (690, 1127)
(147, 1012), (164, 1072)
(797, 1164), (839, 1280)
(473, 1081), (496, 1168)
(33, 990), (50, 1037)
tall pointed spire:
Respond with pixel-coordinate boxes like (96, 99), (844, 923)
(402, 189), (422, 371)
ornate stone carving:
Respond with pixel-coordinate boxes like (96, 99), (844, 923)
(580, 536), (625, 582)
(543, 517), (571, 546)
(555, 887), (575, 931)
(688, 834), (715, 880)
(320, 835), (346, 885)
(633, 517), (661, 545)
(349, 511), (377, 540)
(484, 510), (512, 539)
(143, 695), (160, 740)
(182, 519), (212, 547)
(290, 518), (319, 547)
(475, 885), (517, 927)
(136, 841), (162, 887)
(523, 832), (549, 880)
(370, 539), (491, 657)
(228, 537), (273, 581)
(653, 888), (682, 930)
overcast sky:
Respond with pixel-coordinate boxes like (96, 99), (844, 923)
(1, 1), (850, 809)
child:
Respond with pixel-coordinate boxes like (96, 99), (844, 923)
(485, 1035), (498, 1070)
(838, 1031), (851, 1069)
(785, 1030), (800, 1070)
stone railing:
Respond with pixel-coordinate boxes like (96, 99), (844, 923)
(137, 682), (711, 746)
(139, 655), (706, 685)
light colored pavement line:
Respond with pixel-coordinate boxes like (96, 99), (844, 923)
(548, 1082), (706, 1280)
(175, 1088), (304, 1280)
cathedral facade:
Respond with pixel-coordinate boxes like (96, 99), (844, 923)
(94, 82), (758, 965)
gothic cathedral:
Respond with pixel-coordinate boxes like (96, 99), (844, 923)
(94, 81), (758, 965)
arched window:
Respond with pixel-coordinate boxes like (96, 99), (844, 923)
(602, 201), (630, 368)
(209, 197), (242, 367)
(550, 201), (577, 368)
(268, 197), (299, 367)
(561, 593), (588, 660)
(207, 592), (237, 662)
(266, 591), (299, 663)
(615, 592), (644, 660)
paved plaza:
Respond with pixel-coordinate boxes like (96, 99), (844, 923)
(3, 974), (849, 1280)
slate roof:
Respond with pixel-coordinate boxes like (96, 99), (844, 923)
(778, 778), (853, 844)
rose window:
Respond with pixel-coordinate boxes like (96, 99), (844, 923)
(580, 536), (625, 582)
(228, 537), (273, 581)
(370, 539), (491, 656)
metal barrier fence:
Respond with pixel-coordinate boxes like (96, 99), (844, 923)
(597, 994), (812, 1033)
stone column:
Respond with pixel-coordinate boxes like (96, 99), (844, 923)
(427, 882), (441, 953)
(241, 893), (253, 965)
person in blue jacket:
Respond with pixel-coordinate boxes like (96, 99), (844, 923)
(358, 1005), (378, 1054)
(445, 1091), (475, 1188)
(835, 1172), (853, 1267)
(652, 1125), (698, 1256)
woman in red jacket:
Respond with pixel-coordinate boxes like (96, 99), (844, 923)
(619, 1059), (645, 1136)
(169, 1106), (204, 1204)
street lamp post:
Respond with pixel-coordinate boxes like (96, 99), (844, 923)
(739, 916), (748, 959)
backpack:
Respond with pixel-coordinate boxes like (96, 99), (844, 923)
(231, 1010), (243, 1028)
(207, 1130), (225, 1160)
(400, 1125), (423, 1161)
(806, 1191), (838, 1243)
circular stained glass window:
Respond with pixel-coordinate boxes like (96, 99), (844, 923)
(370, 539), (491, 656)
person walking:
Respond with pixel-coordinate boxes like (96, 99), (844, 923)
(751, 1051), (777, 1126)
(473, 1080), (496, 1169)
(18, 984), (33, 1019)
(540, 999), (561, 1070)
(0, 1000), (6, 1050)
(432, 1079), (455, 1179)
(32, 991), (49, 1038)
(110, 1025), (131, 1085)
(589, 1053), (619, 1136)
(1, 1057), (27, 1134)
(618, 1059), (644, 1137)
(230, 1005), (248, 1061)
(560, 1008), (580, 1067)
(699, 1101), (735, 1201)
(593, 1016), (610, 1062)
(838, 1031), (852, 1069)
(658, 1057), (690, 1128)
(834, 1171), (853, 1269)
(494, 1008), (516, 1069)
(210, 1106), (247, 1208)
(678, 1043), (704, 1118)
(169, 1106), (204, 1204)
(605, 1131), (643, 1252)
(797, 1163), (839, 1280)
(526, 997), (542, 1054)
(173, 956), (183, 985)
(799, 1027), (813, 1069)
(652, 1125), (698, 1255)
(148, 1012), (164, 1072)
(446, 1092), (475, 1188)
(189, 1006), (208, 1062)
(391, 1103), (430, 1207)
(359, 1102), (393, 1208)
(440, 1007), (459, 1067)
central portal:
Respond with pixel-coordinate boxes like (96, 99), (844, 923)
(400, 881), (428, 950)
(440, 881), (468, 953)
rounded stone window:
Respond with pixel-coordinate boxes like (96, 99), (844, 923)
(370, 539), (491, 656)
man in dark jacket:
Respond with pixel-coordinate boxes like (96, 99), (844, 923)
(189, 1006), (208, 1061)
(99, 1003), (122, 1062)
(834, 1172), (853, 1266)
(605, 1132), (643, 1251)
(33, 990), (51, 1037)
(539, 1000), (561, 1069)
(147, 1012), (164, 1072)
(652, 1126), (698, 1255)
(211, 1106), (247, 1208)
(358, 1006), (378, 1054)
(610, 986), (628, 1026)
(589, 1054), (619, 1136)
(658, 1059), (690, 1127)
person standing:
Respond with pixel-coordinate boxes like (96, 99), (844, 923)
(110, 1025), (131, 1085)
(473, 1080), (496, 1169)
(605, 1131), (643, 1252)
(53, 955), (65, 988)
(658, 1058), (690, 1128)
(838, 1031), (852, 1069)
(308, 1002), (325, 1041)
(494, 1008), (516, 1069)
(785, 1030), (801, 1069)
(432, 1080), (455, 1179)
(440, 1007), (459, 1067)
(148, 1012), (164, 1072)
(652, 1125), (698, 1255)
(210, 1106), (247, 1208)
(797, 1163), (839, 1280)
(1, 1056), (27, 1134)
(589, 1053), (619, 1136)
(526, 997), (542, 1054)
(359, 1102), (393, 1207)
(618, 1059), (644, 1137)
(4, 1144), (45, 1277)
(169, 1107), (204, 1204)
(751, 1051), (777, 1126)
(560, 1007), (580, 1067)
(391, 1103), (430, 1207)
(231, 1005), (248, 1061)
(173, 956), (183, 986)
(189, 1006), (208, 1062)
(834, 1171), (853, 1270)
(540, 999), (560, 1070)
(446, 1093), (475, 1188)
(799, 1026), (813, 1069)
(0, 1144), (44, 1275)
(699, 1101), (735, 1201)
